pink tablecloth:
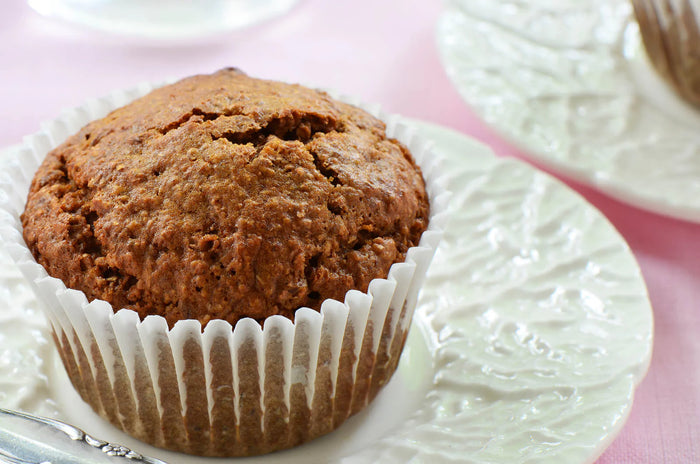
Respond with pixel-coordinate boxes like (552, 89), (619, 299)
(1, 0), (698, 462)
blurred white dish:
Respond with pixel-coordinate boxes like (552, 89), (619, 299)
(28, 0), (298, 41)
(438, 0), (700, 223)
(0, 118), (652, 463)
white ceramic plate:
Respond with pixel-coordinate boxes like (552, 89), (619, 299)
(0, 119), (652, 463)
(438, 0), (700, 223)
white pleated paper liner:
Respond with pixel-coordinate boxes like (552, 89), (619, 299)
(0, 82), (450, 457)
(632, 0), (700, 105)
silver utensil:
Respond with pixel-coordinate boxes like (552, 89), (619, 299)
(0, 408), (166, 464)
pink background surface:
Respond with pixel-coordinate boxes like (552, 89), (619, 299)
(1, 0), (699, 462)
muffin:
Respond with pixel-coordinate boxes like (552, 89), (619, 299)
(21, 68), (429, 327)
(632, 0), (700, 105)
(1, 69), (449, 456)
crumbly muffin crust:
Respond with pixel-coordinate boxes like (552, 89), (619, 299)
(22, 68), (429, 326)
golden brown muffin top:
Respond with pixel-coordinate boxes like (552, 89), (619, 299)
(22, 68), (429, 327)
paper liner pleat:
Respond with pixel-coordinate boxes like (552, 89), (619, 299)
(140, 316), (188, 451)
(170, 320), (210, 455)
(261, 315), (293, 451)
(0, 83), (451, 456)
(84, 301), (140, 438)
(233, 318), (264, 455)
(112, 309), (162, 446)
(202, 320), (237, 455)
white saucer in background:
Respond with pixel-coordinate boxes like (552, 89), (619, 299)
(438, 0), (700, 223)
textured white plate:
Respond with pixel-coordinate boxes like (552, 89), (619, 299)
(438, 0), (700, 223)
(0, 120), (652, 463)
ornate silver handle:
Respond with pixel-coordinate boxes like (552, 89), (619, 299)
(0, 408), (167, 464)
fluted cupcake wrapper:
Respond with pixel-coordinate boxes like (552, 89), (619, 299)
(633, 0), (700, 105)
(0, 82), (450, 456)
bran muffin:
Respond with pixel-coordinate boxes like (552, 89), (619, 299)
(6, 70), (449, 456)
(21, 68), (429, 327)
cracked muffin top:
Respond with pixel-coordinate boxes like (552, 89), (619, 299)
(21, 68), (429, 327)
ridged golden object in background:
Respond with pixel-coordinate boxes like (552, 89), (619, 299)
(632, 0), (700, 105)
